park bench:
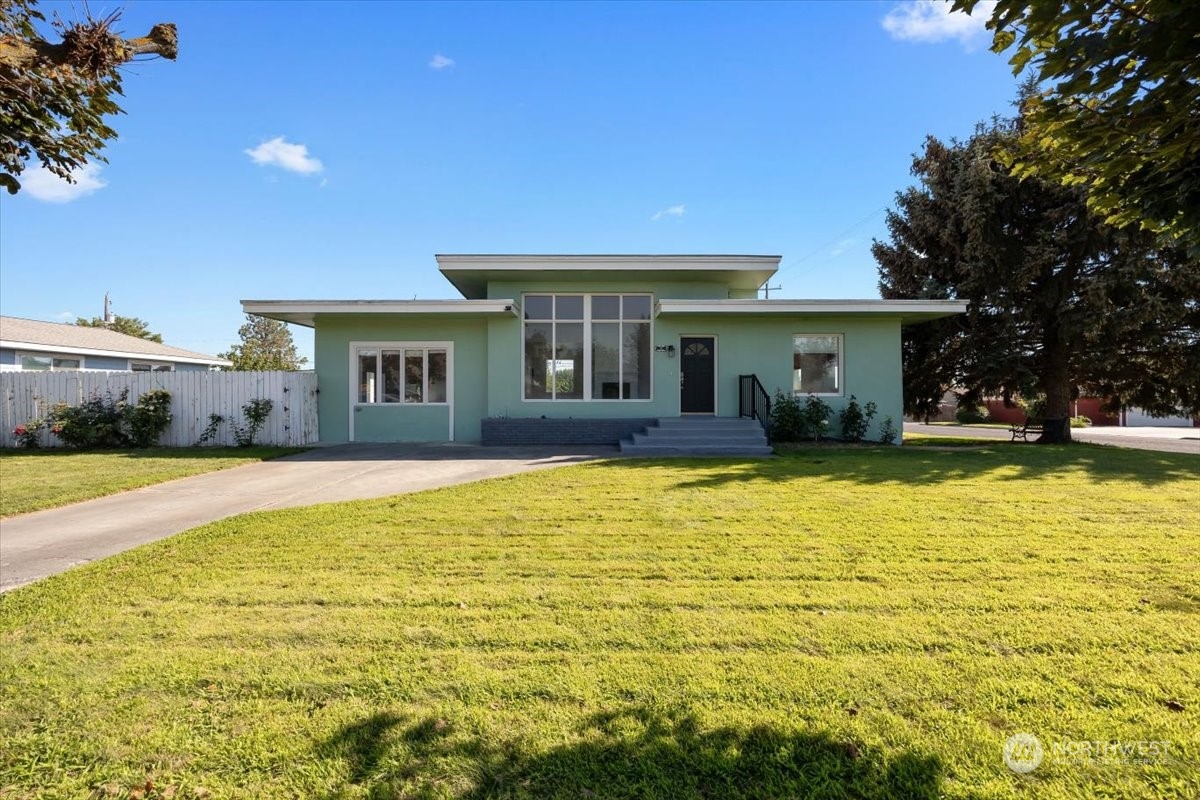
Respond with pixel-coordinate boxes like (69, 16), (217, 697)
(1009, 418), (1045, 441)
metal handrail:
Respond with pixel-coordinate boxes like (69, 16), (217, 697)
(738, 374), (772, 441)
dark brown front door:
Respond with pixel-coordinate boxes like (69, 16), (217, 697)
(680, 336), (715, 413)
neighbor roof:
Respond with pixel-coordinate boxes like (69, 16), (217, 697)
(0, 316), (231, 366)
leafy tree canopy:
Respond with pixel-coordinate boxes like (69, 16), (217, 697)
(0, 0), (177, 193)
(76, 314), (162, 343)
(220, 315), (308, 372)
(956, 0), (1200, 250)
(874, 116), (1200, 442)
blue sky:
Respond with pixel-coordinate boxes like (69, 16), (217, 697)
(0, 0), (1017, 363)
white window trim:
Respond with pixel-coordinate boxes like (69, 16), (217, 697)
(521, 293), (654, 403)
(792, 333), (844, 397)
(17, 351), (82, 371)
(348, 341), (454, 442)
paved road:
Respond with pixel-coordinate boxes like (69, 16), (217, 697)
(905, 423), (1200, 455)
(0, 443), (616, 593)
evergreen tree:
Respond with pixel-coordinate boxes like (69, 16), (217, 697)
(220, 315), (307, 371)
(873, 117), (1200, 442)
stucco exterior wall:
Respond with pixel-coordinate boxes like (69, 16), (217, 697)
(311, 278), (905, 444)
(314, 314), (488, 443)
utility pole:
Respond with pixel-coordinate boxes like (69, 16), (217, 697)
(760, 282), (782, 299)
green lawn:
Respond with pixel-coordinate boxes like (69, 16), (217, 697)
(1, 445), (1197, 799)
(0, 447), (304, 517)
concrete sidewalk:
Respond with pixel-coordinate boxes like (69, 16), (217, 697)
(0, 443), (616, 592)
(905, 423), (1200, 455)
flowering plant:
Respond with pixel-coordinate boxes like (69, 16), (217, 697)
(13, 418), (46, 448)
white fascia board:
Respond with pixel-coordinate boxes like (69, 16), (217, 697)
(242, 299), (519, 327)
(435, 254), (782, 271)
(655, 299), (968, 319)
(0, 340), (231, 366)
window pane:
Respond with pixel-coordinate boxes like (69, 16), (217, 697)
(555, 295), (584, 320)
(524, 323), (553, 399)
(524, 295), (553, 319)
(428, 350), (447, 403)
(358, 351), (378, 403)
(623, 295), (652, 320)
(555, 322), (584, 399)
(793, 336), (840, 394)
(20, 355), (51, 370)
(131, 363), (152, 372)
(382, 350), (402, 403)
(592, 295), (621, 320)
(152, 365), (173, 372)
(51, 358), (80, 370)
(623, 322), (652, 399)
(592, 323), (621, 399)
(404, 349), (424, 403)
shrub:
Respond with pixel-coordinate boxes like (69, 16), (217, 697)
(769, 392), (804, 442)
(1070, 415), (1092, 428)
(125, 389), (173, 448)
(196, 413), (225, 446)
(47, 388), (173, 449)
(232, 399), (273, 447)
(13, 418), (46, 449)
(955, 405), (990, 424)
(800, 395), (833, 441)
(878, 415), (899, 445)
(839, 395), (878, 443)
(51, 390), (129, 448)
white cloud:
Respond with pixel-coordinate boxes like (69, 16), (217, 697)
(244, 137), (324, 175)
(429, 53), (455, 70)
(651, 204), (686, 221)
(21, 162), (107, 203)
(830, 238), (856, 257)
(881, 0), (995, 47)
(55, 310), (75, 321)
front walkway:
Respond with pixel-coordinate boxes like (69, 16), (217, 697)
(0, 443), (616, 592)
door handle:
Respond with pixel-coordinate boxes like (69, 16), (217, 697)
(680, 372), (685, 387)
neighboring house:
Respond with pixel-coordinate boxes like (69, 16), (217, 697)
(243, 254), (966, 445)
(0, 316), (230, 372)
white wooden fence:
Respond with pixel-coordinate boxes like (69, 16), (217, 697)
(0, 371), (319, 448)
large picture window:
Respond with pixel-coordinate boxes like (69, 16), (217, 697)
(793, 334), (842, 395)
(355, 345), (448, 404)
(524, 294), (651, 401)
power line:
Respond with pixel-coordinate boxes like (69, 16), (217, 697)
(774, 207), (886, 280)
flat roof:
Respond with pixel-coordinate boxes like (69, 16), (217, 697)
(656, 298), (968, 323)
(241, 299), (519, 328)
(436, 254), (782, 299)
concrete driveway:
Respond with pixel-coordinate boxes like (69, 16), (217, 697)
(0, 443), (615, 593)
(905, 422), (1200, 455)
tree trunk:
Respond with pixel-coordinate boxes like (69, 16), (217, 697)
(1038, 346), (1074, 443)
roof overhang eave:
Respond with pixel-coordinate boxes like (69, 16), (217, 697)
(241, 299), (521, 328)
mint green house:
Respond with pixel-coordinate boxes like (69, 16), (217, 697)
(243, 254), (964, 448)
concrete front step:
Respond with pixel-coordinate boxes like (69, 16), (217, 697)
(620, 444), (774, 456)
(655, 416), (761, 427)
(632, 431), (767, 444)
(619, 416), (772, 456)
